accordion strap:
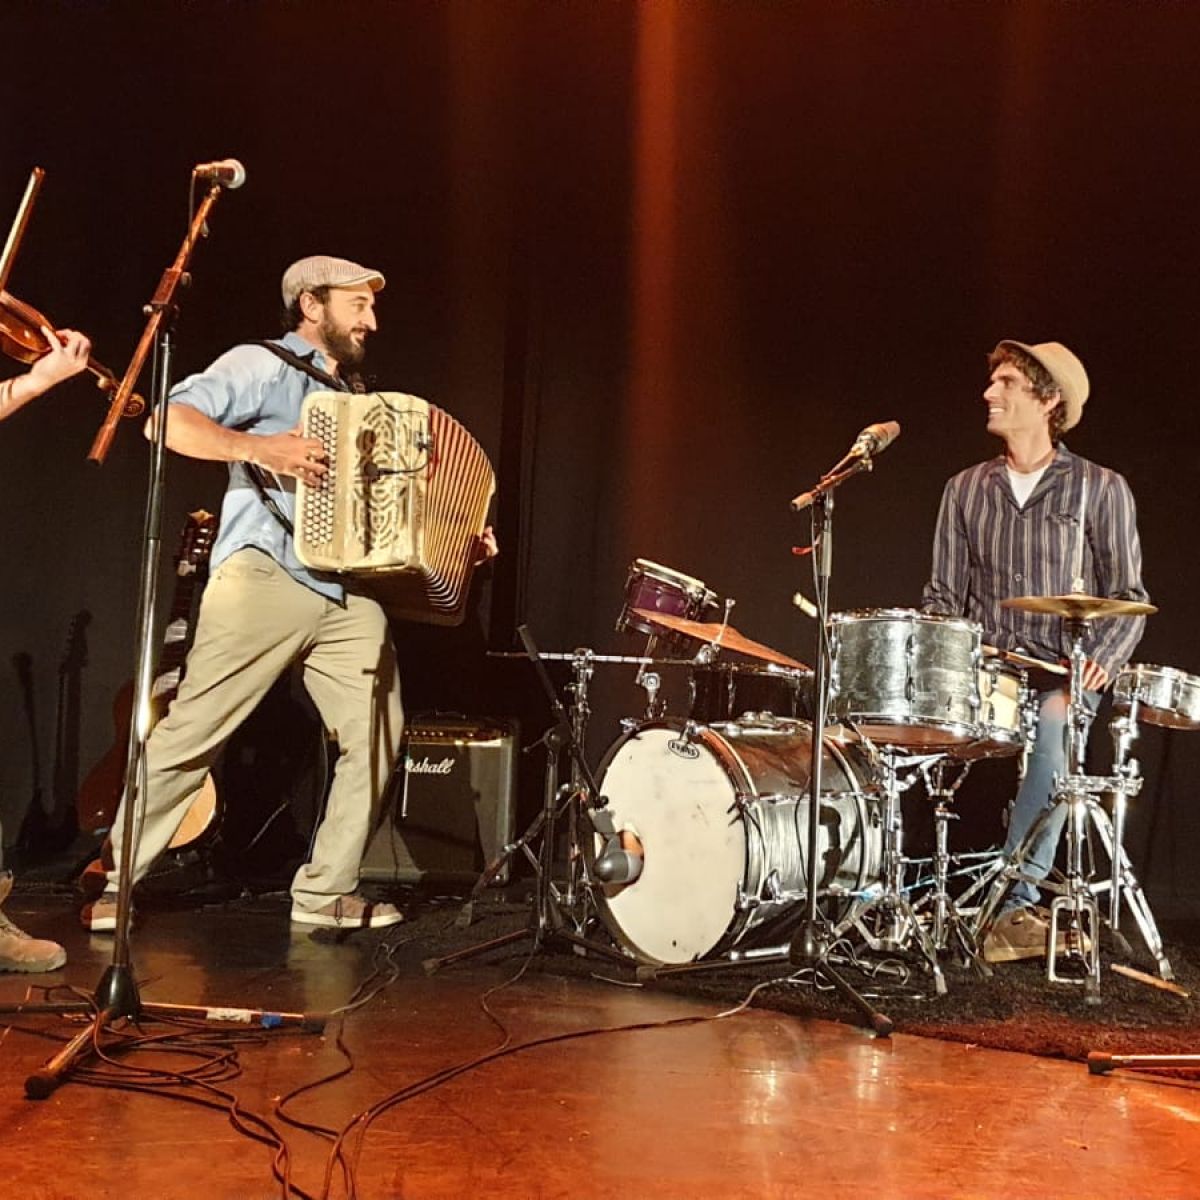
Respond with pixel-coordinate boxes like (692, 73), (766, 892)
(242, 340), (361, 538)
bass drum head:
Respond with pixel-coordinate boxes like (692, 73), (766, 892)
(595, 725), (747, 965)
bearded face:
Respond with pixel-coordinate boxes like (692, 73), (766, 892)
(306, 284), (377, 368)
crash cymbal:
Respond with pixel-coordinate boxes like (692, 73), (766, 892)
(1000, 593), (1157, 621)
(982, 644), (1070, 676)
(631, 608), (809, 671)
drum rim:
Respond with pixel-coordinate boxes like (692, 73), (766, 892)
(830, 607), (982, 634)
(1116, 662), (1200, 688)
(627, 558), (712, 592)
(837, 712), (981, 747)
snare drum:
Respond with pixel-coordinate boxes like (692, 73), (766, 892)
(593, 720), (881, 964)
(616, 559), (718, 654)
(957, 662), (1026, 759)
(689, 662), (814, 725)
(829, 609), (982, 748)
(1114, 663), (1200, 730)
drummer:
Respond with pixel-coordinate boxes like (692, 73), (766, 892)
(922, 339), (1149, 963)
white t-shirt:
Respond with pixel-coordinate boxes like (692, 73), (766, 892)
(1007, 464), (1048, 508)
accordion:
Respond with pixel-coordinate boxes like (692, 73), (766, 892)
(294, 391), (495, 626)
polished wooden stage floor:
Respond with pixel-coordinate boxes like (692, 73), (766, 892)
(1, 891), (1198, 1200)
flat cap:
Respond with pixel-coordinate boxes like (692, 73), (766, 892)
(281, 255), (385, 307)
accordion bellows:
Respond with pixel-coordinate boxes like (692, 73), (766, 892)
(295, 391), (495, 626)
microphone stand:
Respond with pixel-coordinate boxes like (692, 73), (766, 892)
(788, 457), (894, 1037)
(2, 182), (321, 1101)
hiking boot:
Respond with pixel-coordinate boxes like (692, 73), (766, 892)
(291, 893), (404, 930)
(80, 893), (121, 933)
(0, 910), (67, 973)
(983, 906), (1051, 963)
(0, 872), (67, 973)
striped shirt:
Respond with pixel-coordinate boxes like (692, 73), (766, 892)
(922, 444), (1147, 676)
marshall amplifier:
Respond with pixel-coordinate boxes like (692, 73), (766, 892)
(360, 716), (518, 885)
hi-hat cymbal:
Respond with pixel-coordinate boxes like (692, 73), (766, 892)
(1000, 593), (1157, 621)
(631, 608), (809, 671)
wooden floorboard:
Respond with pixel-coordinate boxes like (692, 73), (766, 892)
(1, 893), (1198, 1199)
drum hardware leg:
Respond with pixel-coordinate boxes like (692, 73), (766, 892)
(1087, 1051), (1200, 1076)
(426, 628), (632, 975)
(1081, 792), (1174, 981)
(914, 757), (986, 973)
(812, 750), (950, 995)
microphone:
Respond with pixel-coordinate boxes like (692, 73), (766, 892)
(593, 844), (643, 885)
(790, 420), (901, 511)
(193, 159), (247, 189)
(848, 420), (900, 457)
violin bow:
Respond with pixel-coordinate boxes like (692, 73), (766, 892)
(0, 167), (44, 296)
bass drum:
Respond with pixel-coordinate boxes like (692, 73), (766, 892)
(593, 721), (881, 965)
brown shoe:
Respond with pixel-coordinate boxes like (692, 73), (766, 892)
(983, 907), (1051, 963)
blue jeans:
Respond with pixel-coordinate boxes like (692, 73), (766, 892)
(1002, 685), (1099, 908)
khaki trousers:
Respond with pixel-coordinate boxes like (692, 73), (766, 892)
(109, 549), (404, 911)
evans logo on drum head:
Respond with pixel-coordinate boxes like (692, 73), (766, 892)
(667, 738), (700, 760)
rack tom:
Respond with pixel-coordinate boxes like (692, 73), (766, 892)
(616, 559), (718, 654)
(956, 661), (1026, 759)
(1113, 663), (1200, 731)
(829, 608), (982, 749)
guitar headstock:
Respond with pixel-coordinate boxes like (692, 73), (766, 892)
(60, 609), (92, 675)
(176, 509), (218, 578)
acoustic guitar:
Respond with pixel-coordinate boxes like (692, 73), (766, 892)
(76, 510), (217, 893)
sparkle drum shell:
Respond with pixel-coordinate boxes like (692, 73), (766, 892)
(1113, 663), (1200, 731)
(829, 608), (982, 748)
(593, 721), (881, 965)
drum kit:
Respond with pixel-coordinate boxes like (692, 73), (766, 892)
(471, 556), (1190, 1005)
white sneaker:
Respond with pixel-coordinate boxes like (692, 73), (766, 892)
(291, 893), (404, 929)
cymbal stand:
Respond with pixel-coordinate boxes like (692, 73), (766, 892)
(426, 628), (629, 972)
(912, 756), (987, 972)
(974, 619), (1173, 999)
(1075, 705), (1173, 979)
(827, 748), (948, 995)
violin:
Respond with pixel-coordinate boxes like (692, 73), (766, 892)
(0, 288), (144, 417)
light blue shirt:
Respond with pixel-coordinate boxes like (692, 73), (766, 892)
(168, 331), (347, 603)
